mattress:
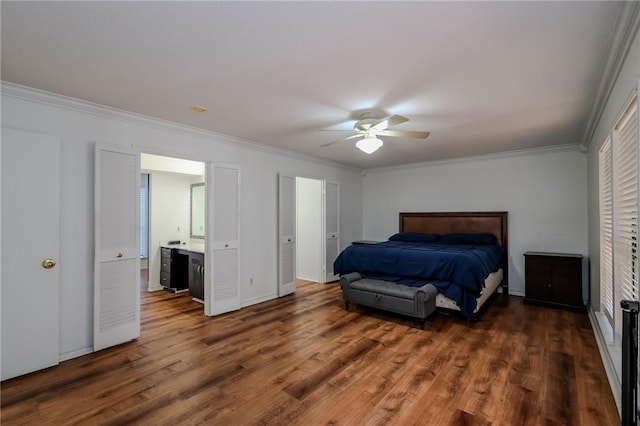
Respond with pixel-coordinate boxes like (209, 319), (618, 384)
(436, 269), (503, 313)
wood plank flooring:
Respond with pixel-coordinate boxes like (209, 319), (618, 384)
(1, 278), (620, 425)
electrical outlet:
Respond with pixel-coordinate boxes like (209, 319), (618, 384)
(250, 278), (254, 285)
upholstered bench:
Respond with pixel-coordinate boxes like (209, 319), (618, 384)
(340, 272), (437, 329)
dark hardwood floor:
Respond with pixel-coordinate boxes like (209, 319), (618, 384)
(2, 275), (620, 425)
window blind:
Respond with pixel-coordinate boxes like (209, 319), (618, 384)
(613, 97), (638, 336)
(599, 136), (614, 326)
(140, 174), (149, 259)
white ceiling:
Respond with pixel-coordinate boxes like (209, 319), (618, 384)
(0, 1), (629, 169)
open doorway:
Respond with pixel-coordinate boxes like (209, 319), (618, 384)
(140, 153), (206, 307)
(279, 174), (340, 296)
(296, 177), (323, 283)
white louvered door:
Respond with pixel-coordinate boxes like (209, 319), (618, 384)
(278, 174), (296, 296)
(324, 180), (340, 283)
(206, 164), (241, 316)
(94, 144), (140, 351)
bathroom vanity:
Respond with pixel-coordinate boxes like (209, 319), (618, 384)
(160, 242), (205, 302)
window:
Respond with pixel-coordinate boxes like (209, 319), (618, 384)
(140, 173), (149, 258)
(599, 136), (614, 326)
(613, 96), (639, 336)
(599, 94), (639, 337)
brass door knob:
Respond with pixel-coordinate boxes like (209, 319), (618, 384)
(41, 259), (57, 269)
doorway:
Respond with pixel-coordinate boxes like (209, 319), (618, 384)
(296, 177), (323, 283)
(140, 153), (206, 306)
(95, 149), (240, 352)
(278, 174), (340, 296)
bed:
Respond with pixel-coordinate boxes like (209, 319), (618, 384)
(334, 211), (508, 318)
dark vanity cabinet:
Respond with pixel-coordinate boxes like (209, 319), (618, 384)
(160, 247), (189, 292)
(160, 248), (172, 288)
(160, 246), (204, 300)
(160, 248), (188, 292)
(189, 252), (205, 301)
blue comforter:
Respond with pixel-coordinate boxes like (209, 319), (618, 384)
(333, 241), (503, 317)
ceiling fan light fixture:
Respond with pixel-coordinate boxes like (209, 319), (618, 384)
(356, 136), (383, 154)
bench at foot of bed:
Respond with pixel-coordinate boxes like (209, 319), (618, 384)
(339, 272), (438, 329)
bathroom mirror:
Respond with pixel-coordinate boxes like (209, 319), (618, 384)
(190, 183), (205, 239)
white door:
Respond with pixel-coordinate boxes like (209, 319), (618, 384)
(1, 128), (61, 380)
(94, 144), (140, 351)
(324, 181), (340, 283)
(206, 164), (240, 316)
(278, 174), (296, 296)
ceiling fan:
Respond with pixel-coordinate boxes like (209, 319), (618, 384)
(321, 111), (430, 154)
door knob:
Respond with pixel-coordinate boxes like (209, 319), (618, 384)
(41, 259), (57, 269)
(116, 253), (123, 258)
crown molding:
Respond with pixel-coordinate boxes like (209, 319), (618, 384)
(363, 143), (582, 175)
(1, 81), (361, 173)
(0, 81), (588, 176)
(581, 1), (640, 151)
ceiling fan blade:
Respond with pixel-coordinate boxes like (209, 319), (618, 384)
(320, 133), (361, 147)
(378, 129), (431, 139)
(370, 114), (409, 131)
(318, 123), (356, 131)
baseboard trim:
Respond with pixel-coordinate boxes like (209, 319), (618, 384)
(588, 307), (621, 416)
(296, 274), (322, 283)
(59, 346), (93, 362)
(241, 293), (277, 308)
(147, 284), (164, 292)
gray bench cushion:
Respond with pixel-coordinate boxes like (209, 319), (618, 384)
(350, 279), (417, 300)
(340, 272), (437, 328)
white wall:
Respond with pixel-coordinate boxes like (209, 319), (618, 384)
(142, 153), (204, 176)
(296, 177), (322, 282)
(147, 172), (192, 290)
(362, 147), (588, 296)
(1, 84), (363, 361)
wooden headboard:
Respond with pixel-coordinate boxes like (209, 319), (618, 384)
(399, 211), (509, 288)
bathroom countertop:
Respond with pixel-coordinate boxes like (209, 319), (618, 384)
(160, 241), (205, 253)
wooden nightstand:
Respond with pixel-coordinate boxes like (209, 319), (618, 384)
(523, 251), (585, 312)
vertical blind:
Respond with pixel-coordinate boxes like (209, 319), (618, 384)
(140, 174), (149, 259)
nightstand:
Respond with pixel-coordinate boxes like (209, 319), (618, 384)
(523, 251), (585, 312)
